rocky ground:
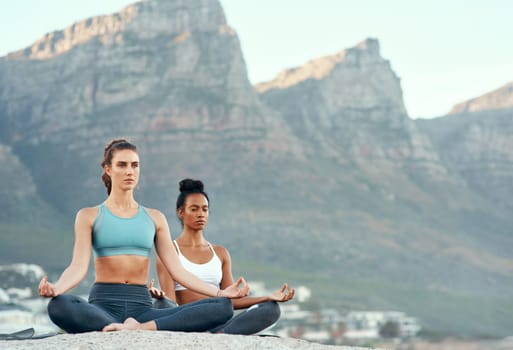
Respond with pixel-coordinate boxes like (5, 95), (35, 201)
(378, 337), (513, 350)
(0, 331), (380, 350)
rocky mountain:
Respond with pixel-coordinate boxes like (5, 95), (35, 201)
(257, 38), (452, 187)
(0, 0), (299, 217)
(449, 81), (513, 114)
(1, 0), (512, 337)
(417, 83), (513, 212)
(255, 40), (513, 335)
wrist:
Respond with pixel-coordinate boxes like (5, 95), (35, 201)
(52, 285), (62, 296)
(216, 287), (222, 297)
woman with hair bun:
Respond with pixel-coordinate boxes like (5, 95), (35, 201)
(38, 140), (249, 333)
(150, 178), (294, 335)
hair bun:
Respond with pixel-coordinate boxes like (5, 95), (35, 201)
(179, 178), (204, 193)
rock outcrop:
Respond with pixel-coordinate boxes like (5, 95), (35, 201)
(0, 331), (373, 350)
(256, 38), (479, 215)
(0, 0), (299, 215)
(449, 81), (513, 114)
(0, 143), (37, 200)
(418, 82), (513, 210)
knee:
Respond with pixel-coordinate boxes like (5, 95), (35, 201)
(47, 294), (82, 325)
(48, 295), (71, 315)
(47, 295), (72, 324)
(217, 297), (234, 322)
(268, 301), (281, 315)
(258, 301), (281, 323)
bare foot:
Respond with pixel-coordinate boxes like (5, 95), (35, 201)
(102, 317), (141, 332)
(122, 317), (141, 330)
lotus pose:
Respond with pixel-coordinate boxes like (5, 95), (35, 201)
(150, 179), (294, 335)
(38, 140), (249, 333)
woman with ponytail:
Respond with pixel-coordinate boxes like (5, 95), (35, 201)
(150, 178), (294, 335)
(37, 140), (249, 333)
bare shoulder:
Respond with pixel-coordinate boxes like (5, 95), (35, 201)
(212, 244), (231, 260)
(144, 207), (167, 226)
(144, 207), (164, 218)
(76, 206), (99, 223)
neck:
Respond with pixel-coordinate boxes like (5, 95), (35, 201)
(178, 228), (206, 246)
(105, 190), (137, 209)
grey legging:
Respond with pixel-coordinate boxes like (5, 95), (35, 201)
(47, 283), (233, 333)
(154, 298), (281, 335)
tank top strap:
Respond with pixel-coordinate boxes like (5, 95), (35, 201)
(172, 240), (182, 255)
(207, 242), (216, 255)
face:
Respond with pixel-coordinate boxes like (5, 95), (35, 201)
(178, 193), (209, 231)
(105, 149), (140, 192)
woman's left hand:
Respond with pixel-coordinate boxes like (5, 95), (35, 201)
(147, 279), (165, 299)
(218, 276), (250, 298)
(269, 283), (295, 302)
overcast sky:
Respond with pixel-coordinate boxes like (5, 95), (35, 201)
(1, 0), (511, 118)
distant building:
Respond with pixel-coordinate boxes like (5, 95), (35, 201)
(344, 311), (421, 339)
(301, 330), (331, 343)
(295, 286), (311, 303)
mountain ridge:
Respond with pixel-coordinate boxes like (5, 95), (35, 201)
(449, 81), (513, 114)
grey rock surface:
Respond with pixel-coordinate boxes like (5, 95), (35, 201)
(0, 331), (379, 350)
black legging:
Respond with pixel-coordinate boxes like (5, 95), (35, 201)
(47, 283), (233, 333)
(154, 298), (281, 335)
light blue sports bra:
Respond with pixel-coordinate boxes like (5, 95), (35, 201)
(92, 203), (156, 257)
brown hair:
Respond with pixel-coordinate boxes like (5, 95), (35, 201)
(101, 139), (137, 194)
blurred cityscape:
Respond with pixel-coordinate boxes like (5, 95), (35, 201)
(1, 263), (421, 344)
(2, 263), (512, 349)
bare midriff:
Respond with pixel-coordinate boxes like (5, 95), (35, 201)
(175, 289), (208, 305)
(94, 255), (150, 285)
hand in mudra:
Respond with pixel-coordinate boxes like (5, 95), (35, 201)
(38, 276), (58, 297)
(219, 277), (250, 298)
(147, 279), (165, 299)
(269, 283), (295, 302)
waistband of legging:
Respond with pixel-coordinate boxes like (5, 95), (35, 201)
(89, 282), (151, 302)
(93, 282), (147, 288)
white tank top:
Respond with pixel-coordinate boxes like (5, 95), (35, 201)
(173, 240), (223, 291)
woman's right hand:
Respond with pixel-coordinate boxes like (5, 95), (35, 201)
(218, 276), (250, 299)
(38, 276), (58, 297)
(147, 279), (166, 299)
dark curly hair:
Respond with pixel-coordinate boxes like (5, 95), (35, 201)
(176, 178), (210, 224)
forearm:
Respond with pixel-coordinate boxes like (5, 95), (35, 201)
(53, 264), (87, 295)
(173, 267), (219, 297)
(232, 295), (271, 309)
